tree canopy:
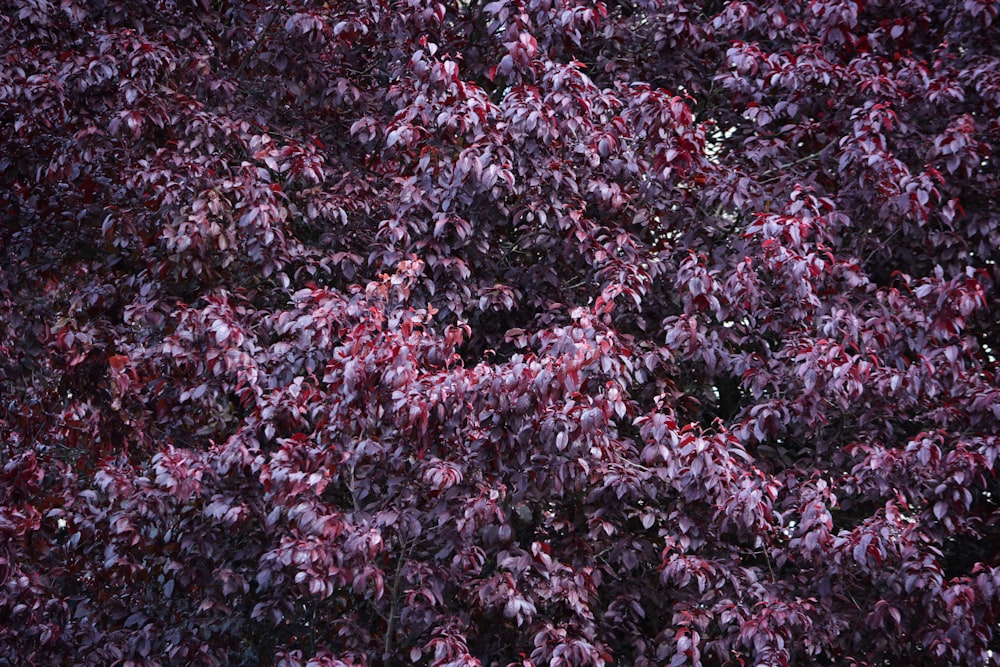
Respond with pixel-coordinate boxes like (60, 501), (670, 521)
(2, 0), (1000, 664)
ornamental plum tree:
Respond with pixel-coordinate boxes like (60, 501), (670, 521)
(2, 0), (1000, 665)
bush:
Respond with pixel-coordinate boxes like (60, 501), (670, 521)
(2, 0), (999, 664)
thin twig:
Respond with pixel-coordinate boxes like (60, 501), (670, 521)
(758, 151), (824, 185)
(383, 537), (413, 662)
(348, 463), (360, 514)
(862, 226), (900, 267)
(758, 140), (838, 185)
(233, 1), (287, 81)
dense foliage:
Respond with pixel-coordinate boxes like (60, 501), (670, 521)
(2, 0), (1000, 664)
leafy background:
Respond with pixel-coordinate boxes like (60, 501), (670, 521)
(2, 0), (999, 665)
